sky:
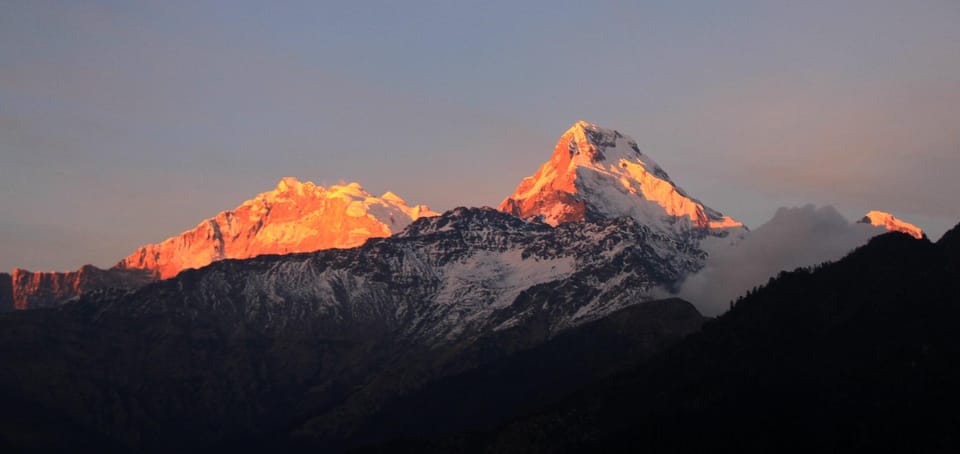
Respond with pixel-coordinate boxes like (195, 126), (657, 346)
(1, 0), (959, 272)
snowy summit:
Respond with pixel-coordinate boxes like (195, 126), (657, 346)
(116, 177), (437, 279)
(859, 210), (924, 239)
(499, 121), (745, 242)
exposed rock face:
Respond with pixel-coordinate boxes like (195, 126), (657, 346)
(115, 177), (438, 279)
(859, 210), (924, 239)
(2, 178), (437, 310)
(7, 266), (153, 310)
(499, 121), (745, 243)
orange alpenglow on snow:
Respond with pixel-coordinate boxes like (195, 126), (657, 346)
(860, 210), (924, 239)
(499, 121), (743, 233)
(1, 177), (436, 310)
(115, 177), (438, 279)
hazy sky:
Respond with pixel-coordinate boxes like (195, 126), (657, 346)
(679, 205), (885, 316)
(2, 1), (959, 271)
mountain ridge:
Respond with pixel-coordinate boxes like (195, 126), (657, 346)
(2, 123), (932, 312)
(1, 178), (436, 310)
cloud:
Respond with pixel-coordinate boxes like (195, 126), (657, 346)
(678, 205), (885, 316)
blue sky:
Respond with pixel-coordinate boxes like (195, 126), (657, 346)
(2, 0), (959, 271)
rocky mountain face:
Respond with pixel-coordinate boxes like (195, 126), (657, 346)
(1, 178), (436, 310)
(499, 121), (746, 248)
(1, 266), (153, 311)
(0, 207), (706, 451)
(859, 210), (924, 239)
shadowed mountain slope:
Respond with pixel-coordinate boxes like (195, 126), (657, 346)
(424, 223), (960, 453)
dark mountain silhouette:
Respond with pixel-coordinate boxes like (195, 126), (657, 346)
(340, 298), (703, 451)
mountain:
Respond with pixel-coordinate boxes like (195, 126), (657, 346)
(1, 178), (436, 310)
(859, 210), (924, 239)
(0, 207), (706, 451)
(0, 266), (153, 311)
(2, 119), (951, 452)
(424, 223), (960, 453)
(116, 177), (437, 279)
(499, 121), (745, 245)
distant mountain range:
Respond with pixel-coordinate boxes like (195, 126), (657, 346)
(1, 121), (918, 311)
(0, 121), (941, 452)
(1, 179), (436, 310)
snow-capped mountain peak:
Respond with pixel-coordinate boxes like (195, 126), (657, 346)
(858, 210), (924, 239)
(115, 177), (438, 279)
(499, 121), (744, 238)
(4, 177), (440, 310)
